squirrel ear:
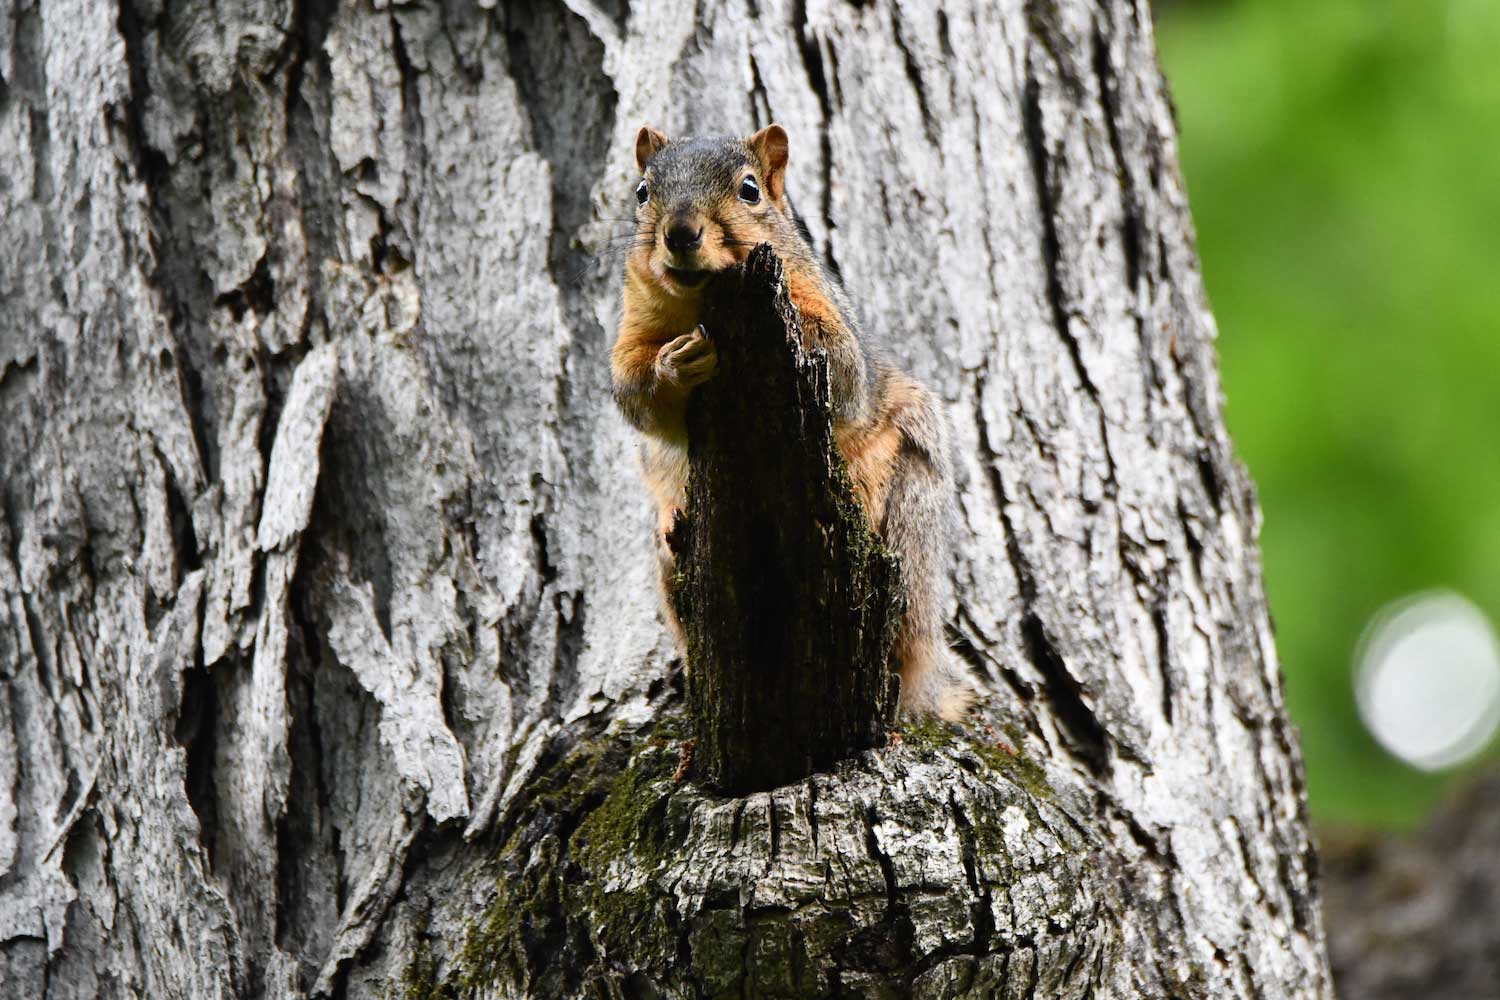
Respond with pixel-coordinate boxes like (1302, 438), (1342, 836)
(635, 126), (669, 172)
(748, 124), (789, 200)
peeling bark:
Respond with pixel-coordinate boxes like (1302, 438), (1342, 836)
(0, 0), (1331, 997)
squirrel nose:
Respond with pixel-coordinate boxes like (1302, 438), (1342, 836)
(664, 221), (703, 254)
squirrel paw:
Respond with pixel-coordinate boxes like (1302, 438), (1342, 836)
(656, 327), (717, 390)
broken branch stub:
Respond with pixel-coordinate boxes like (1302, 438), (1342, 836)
(668, 243), (902, 795)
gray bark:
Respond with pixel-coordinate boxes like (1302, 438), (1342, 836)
(0, 0), (1332, 998)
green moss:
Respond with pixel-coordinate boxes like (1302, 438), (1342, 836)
(972, 738), (1053, 803)
(897, 719), (1055, 803)
(889, 719), (1058, 862)
(394, 944), (451, 1000)
(449, 733), (687, 995)
(569, 743), (684, 959)
(526, 735), (631, 818)
(648, 713), (691, 746)
(447, 735), (626, 994)
(899, 719), (958, 751)
(571, 745), (676, 873)
(456, 832), (560, 993)
(687, 908), (748, 997)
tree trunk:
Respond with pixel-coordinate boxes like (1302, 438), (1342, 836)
(1323, 772), (1500, 1000)
(0, 1), (1332, 997)
(674, 244), (901, 796)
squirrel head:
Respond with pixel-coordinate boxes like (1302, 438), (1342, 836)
(627, 124), (790, 297)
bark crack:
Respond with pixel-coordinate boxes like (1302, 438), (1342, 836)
(790, 0), (842, 279)
(888, 7), (938, 147)
(974, 370), (1110, 771)
(863, 802), (898, 914)
(1091, 20), (1143, 296)
(1152, 604), (1174, 726)
(1020, 43), (1111, 479)
(949, 793), (994, 953)
(1022, 614), (1110, 774)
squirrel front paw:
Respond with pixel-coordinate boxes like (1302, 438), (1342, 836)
(656, 327), (718, 390)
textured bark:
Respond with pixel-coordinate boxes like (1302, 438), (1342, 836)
(673, 244), (901, 795)
(1323, 773), (1500, 1000)
(0, 0), (1332, 998)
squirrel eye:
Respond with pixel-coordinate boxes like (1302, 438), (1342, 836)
(738, 176), (761, 204)
(635, 178), (649, 205)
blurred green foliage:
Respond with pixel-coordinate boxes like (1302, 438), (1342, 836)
(1156, 0), (1500, 828)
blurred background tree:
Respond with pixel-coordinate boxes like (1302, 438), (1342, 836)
(1155, 0), (1500, 828)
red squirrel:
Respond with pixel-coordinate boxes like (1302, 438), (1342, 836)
(611, 124), (972, 720)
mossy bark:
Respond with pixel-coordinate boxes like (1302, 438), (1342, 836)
(426, 713), (1094, 1000)
(670, 244), (901, 795)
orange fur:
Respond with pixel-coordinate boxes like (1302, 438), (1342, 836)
(612, 262), (708, 440)
(834, 421), (903, 527)
(785, 268), (839, 331)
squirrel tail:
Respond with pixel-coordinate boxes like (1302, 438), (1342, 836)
(882, 384), (974, 721)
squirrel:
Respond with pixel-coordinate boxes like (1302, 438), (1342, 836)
(611, 123), (972, 721)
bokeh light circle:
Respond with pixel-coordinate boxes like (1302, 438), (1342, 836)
(1353, 590), (1500, 772)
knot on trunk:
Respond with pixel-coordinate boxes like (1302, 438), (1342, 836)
(668, 244), (902, 795)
